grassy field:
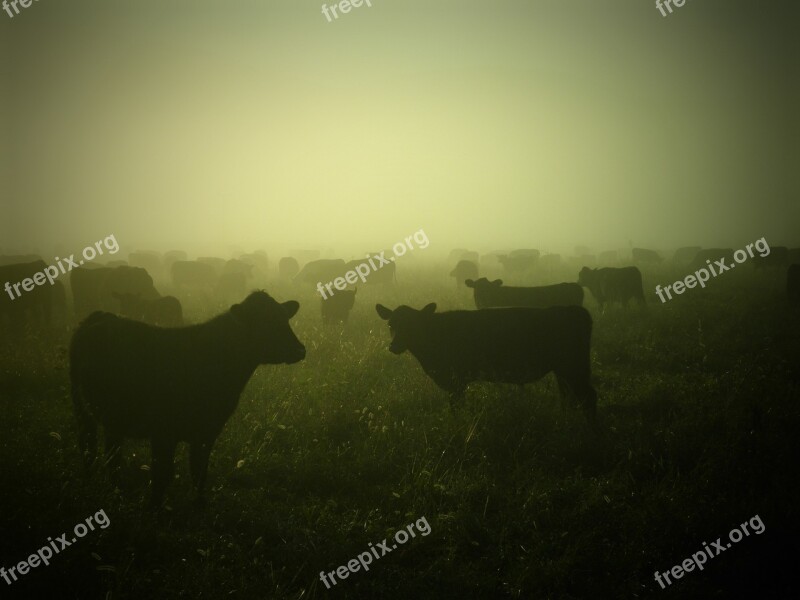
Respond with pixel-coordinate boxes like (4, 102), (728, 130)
(1, 265), (798, 599)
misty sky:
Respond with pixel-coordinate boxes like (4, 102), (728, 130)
(1, 0), (797, 257)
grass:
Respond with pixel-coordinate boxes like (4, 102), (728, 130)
(1, 265), (798, 599)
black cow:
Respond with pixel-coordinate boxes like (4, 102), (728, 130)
(171, 261), (218, 291)
(278, 257), (300, 279)
(321, 289), (357, 325)
(672, 246), (702, 265)
(294, 259), (346, 285)
(632, 248), (663, 264)
(788, 264), (800, 305)
(344, 258), (396, 285)
(70, 291), (305, 506)
(465, 278), (583, 309)
(690, 249), (734, 272)
(72, 266), (160, 319)
(752, 246), (788, 270)
(0, 260), (54, 334)
(113, 292), (183, 327)
(578, 267), (645, 309)
(450, 260), (479, 287)
(375, 303), (597, 424)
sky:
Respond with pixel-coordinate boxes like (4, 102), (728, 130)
(1, 0), (797, 258)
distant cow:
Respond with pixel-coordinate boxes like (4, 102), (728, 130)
(578, 267), (645, 309)
(450, 260), (479, 287)
(197, 257), (227, 276)
(690, 249), (735, 272)
(375, 303), (597, 424)
(632, 248), (663, 265)
(171, 261), (217, 291)
(788, 265), (800, 305)
(162, 250), (188, 271)
(71, 266), (160, 319)
(448, 249), (479, 265)
(129, 252), (162, 278)
(345, 258), (396, 285)
(466, 278), (583, 309)
(294, 259), (346, 285)
(113, 292), (183, 327)
(788, 249), (800, 265)
(321, 288), (357, 325)
(0, 260), (54, 333)
(278, 257), (300, 279)
(752, 246), (788, 270)
(672, 246), (702, 265)
(70, 291), (305, 505)
(498, 251), (538, 276)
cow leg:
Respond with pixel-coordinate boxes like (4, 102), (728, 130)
(150, 437), (178, 507)
(190, 439), (215, 502)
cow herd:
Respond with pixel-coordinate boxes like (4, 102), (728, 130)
(1, 244), (798, 506)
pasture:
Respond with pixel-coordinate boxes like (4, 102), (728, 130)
(1, 264), (797, 599)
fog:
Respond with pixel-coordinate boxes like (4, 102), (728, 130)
(2, 0), (797, 259)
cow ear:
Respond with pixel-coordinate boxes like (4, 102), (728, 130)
(282, 300), (300, 319)
(376, 304), (393, 320)
(493, 279), (503, 287)
(464, 279), (475, 288)
(422, 303), (437, 314)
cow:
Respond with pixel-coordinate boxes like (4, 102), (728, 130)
(632, 248), (663, 265)
(672, 246), (702, 265)
(498, 251), (538, 276)
(345, 258), (396, 285)
(689, 249), (735, 272)
(163, 250), (188, 272)
(278, 257), (300, 279)
(0, 260), (54, 334)
(171, 260), (218, 292)
(70, 291), (305, 506)
(578, 267), (645, 309)
(128, 252), (162, 279)
(465, 278), (583, 309)
(238, 252), (269, 280)
(375, 302), (597, 425)
(321, 288), (356, 325)
(752, 246), (788, 270)
(788, 249), (800, 265)
(294, 259), (346, 285)
(112, 292), (183, 327)
(448, 249), (479, 265)
(197, 257), (227, 276)
(788, 265), (800, 305)
(450, 260), (479, 287)
(71, 266), (160, 319)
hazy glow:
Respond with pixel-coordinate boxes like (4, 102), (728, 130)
(2, 0), (796, 257)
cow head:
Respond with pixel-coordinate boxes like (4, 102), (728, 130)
(464, 278), (502, 289)
(375, 303), (436, 354)
(231, 291), (305, 364)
